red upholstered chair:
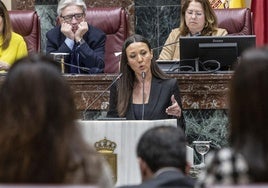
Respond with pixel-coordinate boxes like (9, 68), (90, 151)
(9, 10), (41, 53)
(84, 7), (129, 73)
(214, 8), (254, 35)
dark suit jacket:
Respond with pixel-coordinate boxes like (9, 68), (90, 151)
(107, 77), (186, 130)
(119, 170), (195, 188)
(46, 24), (106, 74)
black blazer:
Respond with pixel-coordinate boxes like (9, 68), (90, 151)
(118, 170), (195, 188)
(107, 77), (186, 130)
(46, 24), (106, 74)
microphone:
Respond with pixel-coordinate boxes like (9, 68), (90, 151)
(152, 40), (181, 73)
(152, 40), (181, 51)
(50, 52), (91, 73)
(112, 41), (181, 58)
(58, 60), (91, 73)
(141, 72), (146, 120)
(141, 72), (146, 79)
(82, 73), (123, 120)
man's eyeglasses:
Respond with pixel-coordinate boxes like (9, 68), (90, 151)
(60, 13), (85, 22)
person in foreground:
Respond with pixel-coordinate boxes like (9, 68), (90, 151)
(0, 54), (113, 187)
(195, 46), (268, 187)
(107, 34), (185, 130)
(158, 0), (227, 60)
(0, 1), (27, 72)
(46, 0), (106, 74)
(120, 126), (195, 188)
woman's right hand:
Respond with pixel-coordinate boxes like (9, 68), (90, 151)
(166, 94), (182, 117)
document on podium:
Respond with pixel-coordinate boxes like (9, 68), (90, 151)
(78, 119), (193, 187)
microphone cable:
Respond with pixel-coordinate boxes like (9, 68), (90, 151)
(82, 73), (123, 120)
(166, 60), (180, 72)
(168, 58), (221, 74)
(152, 40), (222, 74)
(152, 40), (180, 51)
(50, 53), (92, 73)
(58, 60), (91, 73)
(200, 59), (221, 72)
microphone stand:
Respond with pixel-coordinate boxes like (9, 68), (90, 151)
(60, 60), (91, 73)
(50, 52), (91, 73)
(141, 72), (146, 120)
(82, 73), (123, 120)
(152, 40), (180, 51)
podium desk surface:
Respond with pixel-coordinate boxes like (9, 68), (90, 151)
(0, 73), (233, 110)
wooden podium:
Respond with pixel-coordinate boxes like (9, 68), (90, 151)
(0, 73), (232, 110)
(78, 119), (193, 187)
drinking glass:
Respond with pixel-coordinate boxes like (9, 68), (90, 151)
(193, 141), (211, 168)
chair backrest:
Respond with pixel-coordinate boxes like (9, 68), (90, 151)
(214, 8), (254, 35)
(85, 7), (129, 73)
(8, 10), (41, 53)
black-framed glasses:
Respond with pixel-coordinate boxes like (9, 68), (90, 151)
(60, 13), (85, 22)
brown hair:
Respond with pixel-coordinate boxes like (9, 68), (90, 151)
(0, 1), (12, 50)
(0, 54), (109, 184)
(229, 46), (268, 182)
(180, 0), (218, 36)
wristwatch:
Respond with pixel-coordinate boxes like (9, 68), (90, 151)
(77, 38), (85, 45)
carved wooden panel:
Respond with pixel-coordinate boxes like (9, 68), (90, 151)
(64, 73), (232, 110)
(12, 0), (35, 10)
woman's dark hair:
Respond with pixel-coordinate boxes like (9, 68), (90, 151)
(118, 34), (168, 116)
(180, 0), (218, 36)
(229, 46), (268, 182)
(0, 1), (12, 49)
(0, 54), (102, 183)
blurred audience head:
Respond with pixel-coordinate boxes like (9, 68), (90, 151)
(0, 54), (77, 129)
(0, 54), (113, 186)
(229, 46), (268, 182)
(180, 0), (218, 36)
(136, 126), (187, 181)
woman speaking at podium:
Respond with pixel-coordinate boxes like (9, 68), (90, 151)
(158, 0), (227, 60)
(107, 34), (186, 131)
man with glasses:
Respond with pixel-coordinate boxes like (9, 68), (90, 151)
(46, 0), (106, 74)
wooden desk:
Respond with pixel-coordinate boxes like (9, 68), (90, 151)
(0, 73), (233, 110)
(64, 73), (232, 110)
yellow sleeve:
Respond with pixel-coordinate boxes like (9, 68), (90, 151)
(16, 37), (28, 60)
(0, 32), (28, 68)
